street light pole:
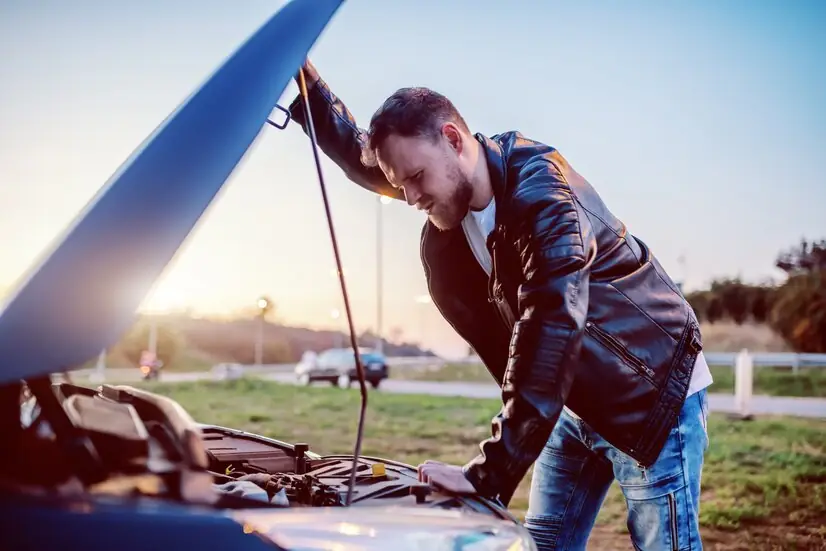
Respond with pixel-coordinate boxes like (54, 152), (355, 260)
(255, 312), (264, 366)
(375, 195), (392, 353)
(331, 308), (342, 348)
(414, 294), (431, 350)
(255, 297), (270, 366)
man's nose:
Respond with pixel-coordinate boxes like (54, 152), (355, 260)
(404, 188), (420, 207)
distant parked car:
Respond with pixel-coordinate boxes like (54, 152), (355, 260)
(295, 347), (388, 388)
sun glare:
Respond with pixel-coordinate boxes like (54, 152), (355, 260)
(140, 284), (188, 314)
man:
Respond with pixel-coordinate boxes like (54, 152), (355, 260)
(287, 60), (712, 550)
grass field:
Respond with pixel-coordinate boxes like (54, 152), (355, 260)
(139, 378), (826, 550)
(393, 362), (826, 398)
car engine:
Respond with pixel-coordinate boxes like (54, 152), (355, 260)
(200, 424), (515, 520)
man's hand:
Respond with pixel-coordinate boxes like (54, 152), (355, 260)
(417, 460), (477, 494)
(298, 59), (320, 89)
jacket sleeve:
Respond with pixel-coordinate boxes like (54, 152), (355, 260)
(287, 77), (403, 201)
(462, 154), (595, 499)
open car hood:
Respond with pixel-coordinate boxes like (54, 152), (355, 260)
(0, 0), (343, 385)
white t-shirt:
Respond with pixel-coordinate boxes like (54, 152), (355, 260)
(460, 199), (712, 401)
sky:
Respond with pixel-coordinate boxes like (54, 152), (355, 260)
(1, 0), (824, 358)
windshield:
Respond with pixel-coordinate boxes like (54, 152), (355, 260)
(360, 351), (385, 363)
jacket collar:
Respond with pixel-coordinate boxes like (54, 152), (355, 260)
(475, 133), (508, 208)
(474, 133), (509, 232)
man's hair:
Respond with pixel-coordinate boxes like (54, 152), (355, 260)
(360, 87), (470, 168)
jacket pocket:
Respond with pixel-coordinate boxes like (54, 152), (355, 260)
(585, 321), (657, 384)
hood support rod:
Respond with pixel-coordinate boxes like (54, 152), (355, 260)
(296, 66), (369, 507)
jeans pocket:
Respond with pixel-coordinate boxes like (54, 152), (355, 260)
(621, 473), (690, 551)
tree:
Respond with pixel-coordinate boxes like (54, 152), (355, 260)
(686, 291), (710, 322)
(710, 278), (751, 325)
(748, 286), (776, 324)
(669, 237), (824, 351)
(776, 238), (826, 275)
(769, 270), (826, 353)
(706, 296), (725, 323)
(769, 236), (826, 353)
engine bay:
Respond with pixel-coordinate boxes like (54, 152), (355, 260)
(200, 424), (511, 518)
(4, 380), (514, 522)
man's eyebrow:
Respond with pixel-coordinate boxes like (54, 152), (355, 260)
(402, 168), (423, 182)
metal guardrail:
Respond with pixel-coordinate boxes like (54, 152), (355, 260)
(248, 353), (826, 371)
(704, 352), (826, 371)
(69, 351), (826, 384)
(387, 353), (826, 370)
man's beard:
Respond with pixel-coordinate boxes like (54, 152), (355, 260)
(429, 171), (474, 231)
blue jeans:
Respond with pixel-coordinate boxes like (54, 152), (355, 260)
(524, 389), (710, 550)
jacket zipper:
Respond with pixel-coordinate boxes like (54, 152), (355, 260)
(667, 493), (678, 551)
(585, 321), (656, 382)
(488, 227), (516, 331)
(489, 293), (515, 331)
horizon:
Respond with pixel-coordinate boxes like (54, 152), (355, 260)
(1, 1), (824, 358)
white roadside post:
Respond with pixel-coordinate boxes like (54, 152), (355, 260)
(734, 348), (754, 419)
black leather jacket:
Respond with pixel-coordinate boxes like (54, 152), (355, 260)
(287, 78), (703, 505)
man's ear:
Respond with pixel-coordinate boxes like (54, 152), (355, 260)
(441, 123), (464, 155)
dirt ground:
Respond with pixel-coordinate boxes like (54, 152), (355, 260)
(584, 521), (826, 550)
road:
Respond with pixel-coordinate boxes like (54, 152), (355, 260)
(71, 367), (826, 419)
(262, 372), (826, 419)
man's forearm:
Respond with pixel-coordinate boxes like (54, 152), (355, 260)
(463, 390), (561, 498)
(463, 155), (594, 500)
(288, 65), (401, 200)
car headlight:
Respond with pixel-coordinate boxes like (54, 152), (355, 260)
(441, 526), (537, 551)
(516, 531), (539, 551)
(480, 531), (538, 551)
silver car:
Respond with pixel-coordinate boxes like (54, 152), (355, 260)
(295, 347), (389, 388)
